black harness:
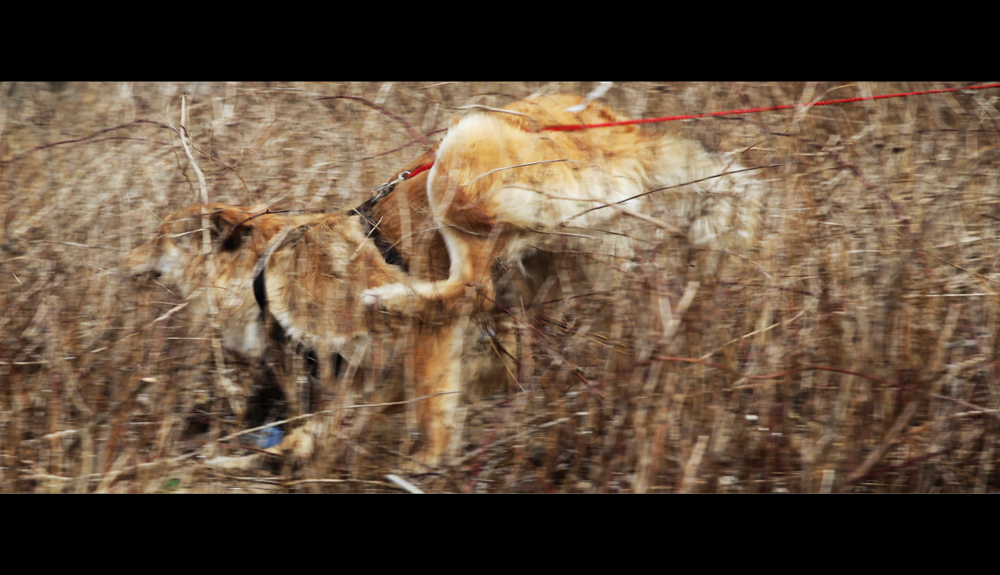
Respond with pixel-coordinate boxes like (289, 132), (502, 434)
(349, 195), (407, 272)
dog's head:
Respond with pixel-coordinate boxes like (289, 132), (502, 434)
(127, 203), (269, 296)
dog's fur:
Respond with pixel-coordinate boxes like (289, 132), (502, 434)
(362, 94), (764, 315)
(127, 204), (467, 466)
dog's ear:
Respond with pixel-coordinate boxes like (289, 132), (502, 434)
(209, 209), (250, 252)
(213, 206), (270, 252)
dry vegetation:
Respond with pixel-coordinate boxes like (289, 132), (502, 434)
(2, 81), (999, 493)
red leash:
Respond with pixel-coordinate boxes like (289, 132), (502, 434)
(406, 83), (1000, 178)
(408, 162), (434, 178)
(547, 83), (1000, 132)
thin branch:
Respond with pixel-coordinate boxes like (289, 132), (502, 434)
(765, 130), (910, 229)
(315, 95), (428, 145)
(0, 119), (173, 166)
(465, 159), (576, 187)
(452, 105), (529, 117)
(469, 285), (605, 401)
(568, 163), (781, 221)
(837, 444), (959, 492)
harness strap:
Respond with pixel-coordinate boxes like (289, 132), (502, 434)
(350, 197), (407, 272)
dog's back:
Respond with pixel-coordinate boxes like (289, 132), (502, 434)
(430, 94), (762, 257)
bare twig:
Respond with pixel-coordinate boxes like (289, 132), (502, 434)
(452, 105), (529, 117)
(567, 163), (781, 221)
(0, 119), (173, 166)
(175, 94), (244, 419)
(315, 95), (428, 145)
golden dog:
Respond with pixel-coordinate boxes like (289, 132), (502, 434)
(127, 204), (467, 466)
(361, 94), (764, 315)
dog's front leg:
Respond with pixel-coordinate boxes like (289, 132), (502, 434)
(409, 317), (466, 467)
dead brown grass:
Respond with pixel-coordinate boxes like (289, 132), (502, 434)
(2, 81), (998, 493)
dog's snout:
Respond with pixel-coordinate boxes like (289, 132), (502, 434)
(127, 260), (162, 282)
(136, 270), (162, 280)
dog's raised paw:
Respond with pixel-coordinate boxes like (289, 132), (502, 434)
(361, 283), (414, 312)
(360, 288), (382, 307)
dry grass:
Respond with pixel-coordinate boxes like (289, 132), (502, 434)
(2, 81), (998, 493)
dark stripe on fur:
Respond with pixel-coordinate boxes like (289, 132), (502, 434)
(253, 264), (268, 316)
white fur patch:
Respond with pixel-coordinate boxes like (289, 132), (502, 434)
(361, 283), (415, 312)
